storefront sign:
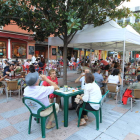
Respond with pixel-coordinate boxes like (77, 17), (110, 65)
(29, 46), (35, 55)
(52, 48), (56, 55)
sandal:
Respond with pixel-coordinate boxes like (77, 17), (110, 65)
(79, 119), (87, 126)
(84, 115), (88, 121)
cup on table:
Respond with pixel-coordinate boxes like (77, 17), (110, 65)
(71, 88), (75, 92)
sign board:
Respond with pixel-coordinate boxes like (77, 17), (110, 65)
(29, 46), (35, 55)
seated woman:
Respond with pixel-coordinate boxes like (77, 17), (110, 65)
(136, 67), (140, 76)
(76, 73), (102, 126)
(14, 63), (22, 74)
(126, 62), (131, 73)
(105, 69), (122, 99)
(42, 69), (60, 104)
(49, 62), (55, 70)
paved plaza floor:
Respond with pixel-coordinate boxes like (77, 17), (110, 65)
(0, 71), (140, 140)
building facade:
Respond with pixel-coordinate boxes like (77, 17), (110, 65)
(0, 24), (57, 61)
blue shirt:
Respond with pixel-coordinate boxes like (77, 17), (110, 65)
(3, 66), (10, 76)
(93, 72), (104, 87)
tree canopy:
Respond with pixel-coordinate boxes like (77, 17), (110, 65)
(0, 0), (131, 84)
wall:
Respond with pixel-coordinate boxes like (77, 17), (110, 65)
(3, 23), (33, 34)
(27, 41), (36, 59)
(45, 46), (57, 60)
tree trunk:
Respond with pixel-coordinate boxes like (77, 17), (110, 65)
(63, 40), (68, 85)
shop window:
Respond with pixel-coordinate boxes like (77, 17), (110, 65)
(0, 41), (7, 58)
(12, 42), (27, 58)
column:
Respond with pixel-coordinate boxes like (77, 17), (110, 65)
(99, 50), (102, 60)
(8, 39), (11, 59)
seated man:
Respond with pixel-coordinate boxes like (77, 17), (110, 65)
(129, 75), (140, 90)
(23, 72), (59, 129)
(38, 59), (44, 70)
(3, 64), (14, 76)
(93, 68), (105, 94)
(93, 68), (104, 87)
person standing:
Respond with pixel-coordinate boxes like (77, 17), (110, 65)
(31, 54), (36, 64)
(71, 55), (75, 62)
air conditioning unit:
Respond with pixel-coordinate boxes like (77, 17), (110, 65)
(0, 26), (3, 30)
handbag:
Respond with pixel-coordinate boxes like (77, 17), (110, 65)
(74, 94), (84, 111)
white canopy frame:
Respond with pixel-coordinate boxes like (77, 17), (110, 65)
(48, 20), (140, 102)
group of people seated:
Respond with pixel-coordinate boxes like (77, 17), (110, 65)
(23, 58), (140, 127)
(2, 55), (140, 130)
(2, 59), (22, 76)
(23, 66), (102, 127)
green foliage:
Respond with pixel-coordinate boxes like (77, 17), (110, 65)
(119, 13), (140, 34)
(0, 0), (130, 42)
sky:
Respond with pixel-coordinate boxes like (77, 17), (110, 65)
(118, 0), (140, 8)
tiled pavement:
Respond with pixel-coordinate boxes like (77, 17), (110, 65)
(0, 71), (140, 140)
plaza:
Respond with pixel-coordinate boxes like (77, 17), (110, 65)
(0, 71), (140, 140)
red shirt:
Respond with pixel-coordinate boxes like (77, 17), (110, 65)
(100, 60), (108, 66)
(60, 61), (63, 66)
(43, 76), (58, 86)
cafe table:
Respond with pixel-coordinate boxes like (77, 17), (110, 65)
(5, 75), (25, 81)
(53, 88), (84, 127)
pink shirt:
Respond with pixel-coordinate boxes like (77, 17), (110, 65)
(24, 62), (30, 67)
(24, 86), (54, 106)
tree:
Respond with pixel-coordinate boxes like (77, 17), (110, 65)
(0, 0), (130, 84)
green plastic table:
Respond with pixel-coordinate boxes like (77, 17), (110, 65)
(53, 88), (84, 127)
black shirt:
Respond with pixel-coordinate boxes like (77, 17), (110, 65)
(3, 66), (10, 76)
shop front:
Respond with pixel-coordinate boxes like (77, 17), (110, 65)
(11, 41), (27, 59)
(0, 40), (7, 59)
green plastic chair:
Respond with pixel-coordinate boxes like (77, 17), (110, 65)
(22, 97), (58, 138)
(77, 90), (109, 130)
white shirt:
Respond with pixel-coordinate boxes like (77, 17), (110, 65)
(31, 56), (36, 63)
(77, 58), (79, 63)
(108, 75), (119, 84)
(2, 62), (6, 68)
(80, 76), (85, 90)
(82, 82), (102, 110)
(24, 86), (54, 107)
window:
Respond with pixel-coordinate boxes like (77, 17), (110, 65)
(0, 41), (6, 58)
(12, 42), (27, 58)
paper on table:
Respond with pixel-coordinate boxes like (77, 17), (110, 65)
(55, 88), (79, 94)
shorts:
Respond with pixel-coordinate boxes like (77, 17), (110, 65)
(49, 93), (58, 99)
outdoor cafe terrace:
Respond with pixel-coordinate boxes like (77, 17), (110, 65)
(0, 71), (140, 140)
